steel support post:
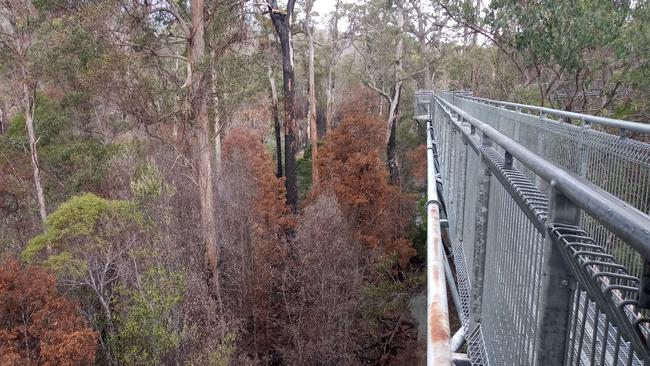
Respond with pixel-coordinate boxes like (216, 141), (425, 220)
(534, 187), (578, 365)
(471, 134), (492, 323)
(578, 118), (591, 178)
(513, 109), (521, 146)
(443, 245), (463, 325)
(639, 261), (650, 309)
(535, 113), (547, 189)
(456, 138), (468, 242)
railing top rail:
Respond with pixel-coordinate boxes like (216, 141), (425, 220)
(457, 94), (650, 134)
(435, 95), (650, 260)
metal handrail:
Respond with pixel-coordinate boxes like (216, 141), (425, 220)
(455, 94), (650, 134)
(425, 118), (452, 365)
(435, 96), (650, 260)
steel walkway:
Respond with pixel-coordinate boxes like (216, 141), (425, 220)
(415, 91), (650, 366)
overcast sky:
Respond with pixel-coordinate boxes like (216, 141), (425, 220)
(310, 0), (355, 31)
(313, 0), (338, 16)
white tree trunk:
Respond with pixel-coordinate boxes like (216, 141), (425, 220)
(211, 60), (222, 172)
(305, 0), (318, 185)
(386, 0), (404, 184)
(268, 65), (283, 177)
(22, 67), (47, 225)
(190, 0), (220, 300)
(326, 62), (334, 131)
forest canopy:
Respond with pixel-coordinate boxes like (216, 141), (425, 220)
(1, 0), (648, 364)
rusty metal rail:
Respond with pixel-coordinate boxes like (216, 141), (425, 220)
(425, 116), (452, 365)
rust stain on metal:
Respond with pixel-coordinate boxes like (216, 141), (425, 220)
(428, 302), (449, 342)
(431, 264), (439, 283)
(428, 205), (442, 284)
(428, 204), (440, 220)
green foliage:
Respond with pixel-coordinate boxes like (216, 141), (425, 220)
(207, 332), (237, 366)
(6, 113), (26, 137)
(0, 114), (28, 152)
(131, 163), (166, 201)
(297, 144), (313, 201)
(411, 196), (427, 263)
(44, 141), (122, 197)
(38, 17), (106, 85)
(360, 278), (408, 328)
(42, 251), (87, 278)
(396, 106), (425, 191)
(484, 0), (629, 72)
(0, 94), (121, 197)
(110, 267), (185, 366)
(3, 95), (68, 145)
(22, 193), (141, 267)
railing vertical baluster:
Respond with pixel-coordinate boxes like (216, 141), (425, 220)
(456, 136), (468, 242)
(535, 112), (547, 189)
(535, 187), (578, 365)
(579, 118), (591, 177)
(472, 133), (492, 323)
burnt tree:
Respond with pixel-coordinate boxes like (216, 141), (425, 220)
(267, 0), (298, 210)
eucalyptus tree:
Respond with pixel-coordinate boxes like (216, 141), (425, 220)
(268, 63), (283, 177)
(403, 0), (448, 89)
(266, 0), (299, 210)
(351, 0), (407, 184)
(0, 0), (47, 224)
(442, 0), (635, 110)
(324, 0), (353, 132)
(65, 0), (244, 295)
(113, 0), (225, 293)
(304, 0), (318, 185)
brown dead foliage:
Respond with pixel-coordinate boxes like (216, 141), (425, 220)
(281, 195), (361, 365)
(0, 259), (97, 366)
(404, 144), (427, 189)
(313, 110), (416, 267)
(219, 127), (293, 360)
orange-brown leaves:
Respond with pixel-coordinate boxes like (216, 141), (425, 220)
(405, 144), (427, 189)
(0, 259), (97, 366)
(220, 127), (293, 355)
(314, 112), (416, 267)
(221, 126), (294, 235)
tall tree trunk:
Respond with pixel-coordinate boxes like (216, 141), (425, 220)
(386, 88), (401, 185)
(0, 97), (7, 135)
(387, 0), (404, 185)
(22, 74), (47, 225)
(326, 61), (335, 132)
(305, 0), (318, 186)
(325, 0), (341, 133)
(269, 0), (298, 210)
(268, 65), (283, 178)
(210, 58), (222, 172)
(190, 0), (220, 292)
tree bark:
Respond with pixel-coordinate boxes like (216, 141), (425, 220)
(325, 62), (335, 132)
(386, 0), (404, 185)
(190, 0), (220, 290)
(211, 58), (222, 172)
(305, 0), (318, 186)
(269, 0), (298, 210)
(7, 5), (47, 226)
(268, 65), (283, 178)
(326, 0), (342, 133)
(22, 74), (47, 225)
(0, 97), (7, 135)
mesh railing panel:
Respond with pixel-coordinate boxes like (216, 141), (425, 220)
(425, 93), (650, 365)
(453, 97), (650, 279)
(481, 177), (544, 366)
